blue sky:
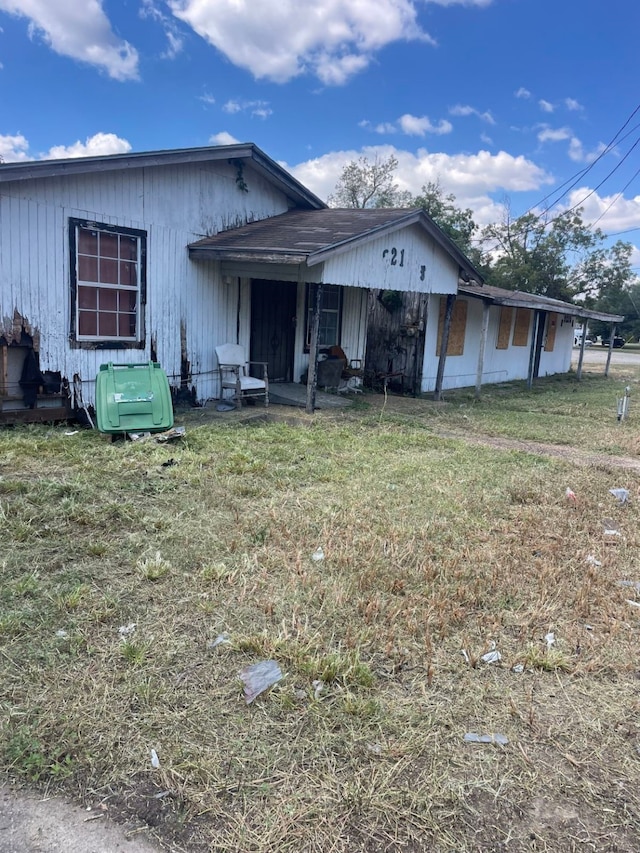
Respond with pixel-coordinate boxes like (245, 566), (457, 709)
(1, 0), (639, 266)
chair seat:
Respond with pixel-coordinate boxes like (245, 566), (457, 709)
(239, 376), (266, 391)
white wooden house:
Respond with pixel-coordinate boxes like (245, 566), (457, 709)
(0, 142), (624, 422)
(0, 144), (479, 421)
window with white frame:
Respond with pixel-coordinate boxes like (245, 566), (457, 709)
(70, 218), (146, 344)
(306, 284), (342, 349)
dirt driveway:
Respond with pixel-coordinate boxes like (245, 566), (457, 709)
(0, 786), (162, 853)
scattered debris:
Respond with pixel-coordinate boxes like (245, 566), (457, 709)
(461, 649), (471, 665)
(216, 402), (236, 412)
(626, 600), (640, 609)
(150, 749), (160, 769)
(512, 663), (525, 674)
(64, 430), (79, 436)
(312, 679), (325, 699)
(55, 629), (68, 639)
(480, 641), (502, 664)
(602, 519), (621, 541)
(544, 632), (555, 650)
(161, 458), (177, 468)
(464, 732), (509, 746)
(239, 660), (283, 704)
(618, 580), (640, 592)
(311, 547), (325, 562)
(609, 488), (629, 504)
(565, 487), (577, 503)
(585, 555), (602, 567)
(128, 432), (151, 441)
(156, 426), (186, 443)
(387, 484), (398, 491)
(118, 623), (136, 639)
(584, 624), (594, 631)
(207, 632), (231, 650)
(366, 742), (383, 755)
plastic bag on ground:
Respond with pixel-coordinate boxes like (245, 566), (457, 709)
(239, 660), (283, 704)
(464, 732), (509, 746)
(609, 488), (629, 504)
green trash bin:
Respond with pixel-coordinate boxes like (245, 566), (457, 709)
(95, 362), (174, 435)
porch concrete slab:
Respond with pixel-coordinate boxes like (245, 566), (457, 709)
(268, 383), (351, 408)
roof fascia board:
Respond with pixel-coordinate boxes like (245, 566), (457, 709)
(459, 286), (624, 322)
(189, 247), (308, 264)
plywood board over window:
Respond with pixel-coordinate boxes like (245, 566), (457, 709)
(512, 307), (531, 347)
(544, 312), (558, 352)
(436, 297), (467, 356)
(496, 306), (513, 349)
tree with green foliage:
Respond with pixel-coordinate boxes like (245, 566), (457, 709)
(412, 180), (478, 257)
(328, 154), (412, 208)
(480, 206), (637, 304)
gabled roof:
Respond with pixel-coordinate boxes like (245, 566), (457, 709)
(188, 207), (484, 282)
(459, 281), (624, 323)
(0, 143), (325, 210)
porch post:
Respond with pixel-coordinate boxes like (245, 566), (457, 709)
(306, 283), (323, 414)
(434, 294), (455, 402)
(526, 310), (541, 389)
(604, 324), (616, 378)
(576, 320), (587, 381)
(475, 300), (490, 399)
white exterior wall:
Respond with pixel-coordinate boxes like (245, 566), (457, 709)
(0, 161), (291, 404)
(420, 296), (576, 392)
(319, 224), (459, 294)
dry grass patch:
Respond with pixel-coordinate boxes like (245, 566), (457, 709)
(1, 393), (640, 851)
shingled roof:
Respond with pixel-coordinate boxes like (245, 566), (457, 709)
(188, 208), (483, 281)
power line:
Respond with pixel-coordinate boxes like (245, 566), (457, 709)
(587, 164), (640, 230)
(523, 102), (640, 218)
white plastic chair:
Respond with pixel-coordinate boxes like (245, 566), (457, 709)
(215, 344), (269, 407)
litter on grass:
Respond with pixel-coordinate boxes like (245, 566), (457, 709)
(619, 580), (640, 592)
(627, 600), (640, 609)
(239, 660), (283, 704)
(150, 749), (160, 769)
(207, 632), (231, 650)
(311, 547), (325, 562)
(585, 555), (602, 567)
(544, 632), (556, 650)
(464, 732), (509, 746)
(55, 629), (68, 639)
(512, 664), (525, 673)
(565, 487), (577, 502)
(480, 641), (502, 664)
(312, 679), (325, 699)
(609, 488), (629, 504)
(118, 622), (136, 639)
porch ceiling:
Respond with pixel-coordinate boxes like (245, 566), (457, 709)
(188, 208), (483, 284)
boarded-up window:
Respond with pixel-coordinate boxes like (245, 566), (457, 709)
(512, 308), (531, 347)
(496, 306), (513, 350)
(436, 298), (467, 356)
(544, 312), (558, 352)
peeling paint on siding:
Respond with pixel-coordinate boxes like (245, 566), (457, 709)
(1, 309), (40, 350)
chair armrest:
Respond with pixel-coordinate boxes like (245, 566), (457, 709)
(247, 361), (269, 380)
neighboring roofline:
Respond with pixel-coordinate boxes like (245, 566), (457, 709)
(459, 283), (625, 323)
(0, 143), (326, 210)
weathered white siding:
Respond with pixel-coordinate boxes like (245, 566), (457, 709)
(420, 296), (576, 392)
(0, 160), (292, 405)
(319, 224), (459, 294)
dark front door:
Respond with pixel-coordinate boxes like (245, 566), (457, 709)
(250, 280), (297, 383)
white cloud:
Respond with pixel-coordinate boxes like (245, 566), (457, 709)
(168, 0), (433, 84)
(43, 133), (132, 159)
(285, 143), (552, 226)
(375, 122), (398, 134)
(537, 126), (571, 143)
(480, 132), (493, 145)
(449, 104), (495, 124)
(0, 0), (139, 80)
(0, 131), (132, 162)
(539, 99), (555, 113)
(562, 188), (640, 233)
(568, 137), (606, 163)
(198, 92), (216, 106)
(209, 131), (241, 145)
(223, 99), (272, 118)
(140, 0), (184, 59)
(564, 97), (583, 111)
(0, 132), (30, 162)
(398, 114), (452, 136)
(515, 87), (531, 99)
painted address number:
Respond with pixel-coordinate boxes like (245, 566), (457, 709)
(382, 247), (427, 281)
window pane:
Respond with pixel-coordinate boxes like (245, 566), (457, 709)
(78, 255), (98, 282)
(78, 286), (98, 309)
(100, 258), (119, 284)
(99, 288), (117, 311)
(322, 286), (340, 310)
(100, 232), (119, 258)
(119, 313), (137, 337)
(99, 312), (117, 337)
(78, 311), (97, 336)
(120, 236), (138, 260)
(119, 289), (137, 311)
(78, 229), (98, 255)
(120, 261), (137, 286)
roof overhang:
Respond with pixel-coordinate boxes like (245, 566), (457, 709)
(0, 143), (325, 210)
(459, 283), (624, 323)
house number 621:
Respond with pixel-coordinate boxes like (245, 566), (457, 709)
(382, 247), (404, 267)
